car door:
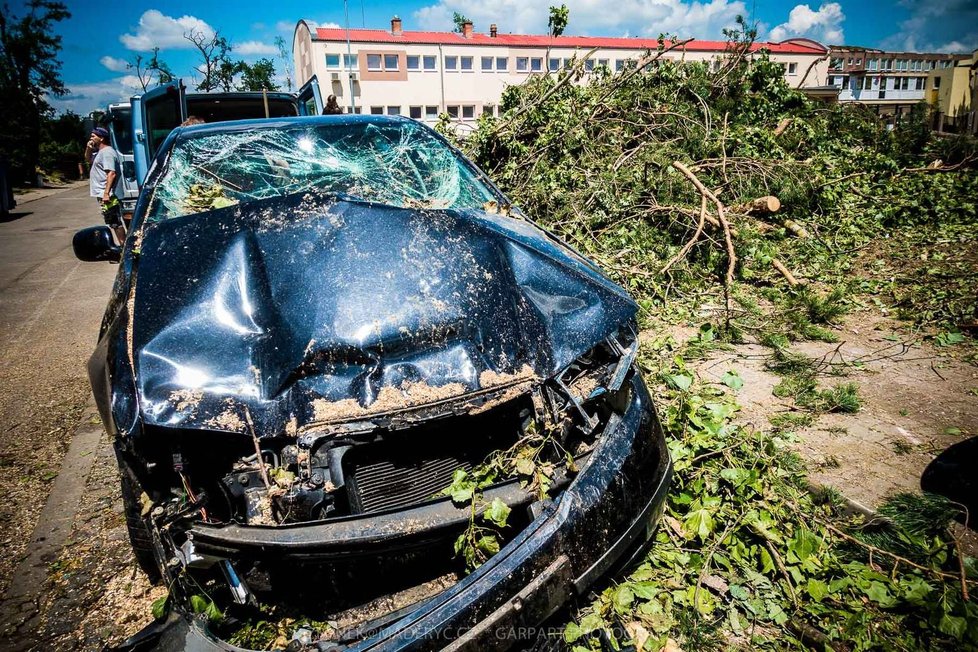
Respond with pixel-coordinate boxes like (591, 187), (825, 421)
(297, 76), (324, 115)
(106, 104), (139, 205)
(132, 80), (186, 183)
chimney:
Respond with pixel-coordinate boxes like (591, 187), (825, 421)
(391, 16), (402, 36)
(490, 24), (497, 37)
(462, 20), (473, 38)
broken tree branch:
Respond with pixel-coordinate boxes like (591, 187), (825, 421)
(673, 161), (737, 321)
(661, 195), (708, 274)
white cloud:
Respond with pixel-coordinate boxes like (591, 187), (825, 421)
(880, 1), (978, 53)
(99, 55), (129, 72)
(768, 3), (844, 44)
(49, 75), (143, 114)
(412, 0), (747, 40)
(235, 40), (278, 56)
(120, 10), (215, 51)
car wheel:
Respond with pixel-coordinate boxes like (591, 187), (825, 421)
(116, 451), (162, 583)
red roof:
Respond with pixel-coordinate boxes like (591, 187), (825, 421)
(310, 27), (827, 55)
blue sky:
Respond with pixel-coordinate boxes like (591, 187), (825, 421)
(14, 0), (976, 115)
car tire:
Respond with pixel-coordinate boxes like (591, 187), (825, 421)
(116, 451), (162, 584)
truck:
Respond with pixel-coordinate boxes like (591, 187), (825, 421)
(96, 78), (325, 221)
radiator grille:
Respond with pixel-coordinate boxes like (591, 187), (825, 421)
(348, 455), (472, 514)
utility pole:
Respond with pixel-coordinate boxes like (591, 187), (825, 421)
(345, 0), (357, 112)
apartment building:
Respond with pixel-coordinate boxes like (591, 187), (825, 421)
(293, 18), (830, 127)
(826, 46), (966, 120)
(927, 48), (977, 134)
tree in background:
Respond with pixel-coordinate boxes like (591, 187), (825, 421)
(274, 36), (294, 91)
(548, 4), (569, 37)
(39, 109), (84, 180)
(185, 28), (233, 92)
(239, 59), (279, 91)
(129, 47), (174, 92)
(214, 58), (246, 92)
(0, 0), (70, 184)
(452, 12), (470, 33)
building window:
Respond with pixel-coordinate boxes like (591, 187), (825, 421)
(326, 54), (341, 68)
(461, 105), (475, 119)
(367, 54), (383, 71)
(584, 59), (594, 71)
(787, 62), (798, 75)
(615, 59), (625, 71)
(933, 77), (941, 89)
(597, 59), (609, 69)
(530, 57), (543, 72)
(550, 57), (561, 71)
(409, 106), (422, 119)
(867, 59), (877, 71)
(461, 56), (473, 71)
(482, 56), (493, 71)
(445, 55), (458, 71)
(350, 106), (363, 114)
(425, 105), (439, 119)
(446, 105), (459, 118)
(344, 54), (358, 68)
(496, 57), (507, 71)
(407, 55), (420, 71)
(423, 55), (437, 71)
(386, 106), (401, 115)
(830, 57), (842, 68)
(370, 106), (383, 114)
(516, 57), (529, 72)
(847, 57), (853, 66)
(384, 54), (399, 70)
(483, 104), (495, 117)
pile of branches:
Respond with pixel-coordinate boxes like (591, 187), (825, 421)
(461, 37), (978, 331)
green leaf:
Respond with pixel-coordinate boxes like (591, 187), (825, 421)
(151, 594), (168, 620)
(483, 497), (511, 528)
(806, 578), (828, 601)
(683, 508), (715, 541)
(563, 622), (583, 643)
(864, 581), (896, 607)
(477, 534), (500, 556)
(612, 585), (635, 613)
(666, 374), (693, 392)
(939, 613), (968, 639)
(721, 370), (744, 390)
(943, 426), (962, 436)
(720, 467), (749, 487)
(759, 547), (775, 574)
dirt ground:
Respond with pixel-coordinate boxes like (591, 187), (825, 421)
(686, 310), (978, 509)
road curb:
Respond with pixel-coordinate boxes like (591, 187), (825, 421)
(0, 398), (103, 649)
(13, 181), (88, 206)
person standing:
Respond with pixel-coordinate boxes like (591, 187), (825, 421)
(324, 95), (343, 115)
(87, 127), (125, 244)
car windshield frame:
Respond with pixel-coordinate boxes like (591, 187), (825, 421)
(141, 117), (506, 224)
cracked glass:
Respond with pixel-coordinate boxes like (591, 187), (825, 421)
(147, 120), (498, 222)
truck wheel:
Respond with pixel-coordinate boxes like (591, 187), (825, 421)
(116, 452), (162, 583)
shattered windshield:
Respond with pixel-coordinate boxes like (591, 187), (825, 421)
(146, 120), (499, 221)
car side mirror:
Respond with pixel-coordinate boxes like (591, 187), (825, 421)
(73, 226), (122, 263)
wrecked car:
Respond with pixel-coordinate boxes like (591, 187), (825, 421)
(72, 115), (672, 651)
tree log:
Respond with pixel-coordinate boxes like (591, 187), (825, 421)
(732, 195), (781, 216)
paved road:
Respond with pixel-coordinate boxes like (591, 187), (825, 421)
(0, 186), (118, 647)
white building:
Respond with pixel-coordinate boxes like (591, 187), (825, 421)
(293, 18), (830, 126)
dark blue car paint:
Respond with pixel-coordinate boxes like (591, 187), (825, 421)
(82, 116), (672, 652)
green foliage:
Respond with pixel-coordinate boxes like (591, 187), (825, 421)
(548, 4), (569, 37)
(564, 343), (975, 650)
(0, 0), (71, 180)
(452, 12), (470, 33)
(460, 39), (977, 337)
(238, 58), (280, 92)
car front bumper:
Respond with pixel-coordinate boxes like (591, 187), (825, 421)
(112, 373), (672, 652)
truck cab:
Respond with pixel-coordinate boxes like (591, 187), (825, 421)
(130, 77), (324, 185)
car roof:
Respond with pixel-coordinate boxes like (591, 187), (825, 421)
(174, 114), (415, 140)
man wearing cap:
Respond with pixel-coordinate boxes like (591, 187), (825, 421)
(86, 126), (126, 245)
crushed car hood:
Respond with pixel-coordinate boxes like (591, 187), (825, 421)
(131, 194), (636, 436)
